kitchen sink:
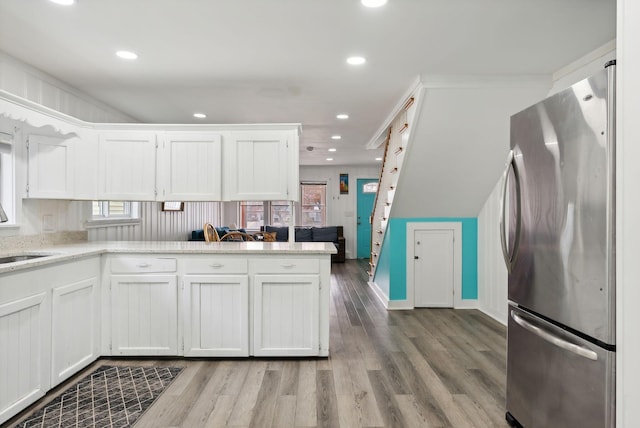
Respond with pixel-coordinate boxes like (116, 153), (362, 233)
(0, 254), (52, 264)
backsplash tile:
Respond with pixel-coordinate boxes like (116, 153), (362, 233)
(0, 231), (87, 253)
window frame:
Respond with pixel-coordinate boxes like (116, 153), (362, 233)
(299, 183), (327, 227)
(86, 200), (141, 227)
(238, 200), (292, 231)
(0, 133), (16, 228)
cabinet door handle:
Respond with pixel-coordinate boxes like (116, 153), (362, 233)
(209, 263), (224, 268)
(281, 263), (295, 268)
(137, 263), (150, 268)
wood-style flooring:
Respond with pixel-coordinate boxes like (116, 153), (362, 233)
(8, 260), (509, 428)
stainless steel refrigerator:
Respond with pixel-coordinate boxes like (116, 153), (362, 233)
(501, 61), (616, 428)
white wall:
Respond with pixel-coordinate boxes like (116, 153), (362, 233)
(88, 201), (221, 241)
(300, 164), (380, 259)
(0, 51), (136, 123)
(477, 178), (508, 324)
(616, 0), (640, 425)
(393, 79), (550, 218)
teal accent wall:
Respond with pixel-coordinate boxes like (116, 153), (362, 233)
(372, 217), (478, 301)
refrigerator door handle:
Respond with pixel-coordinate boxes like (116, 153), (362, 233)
(511, 310), (598, 361)
(500, 150), (522, 272)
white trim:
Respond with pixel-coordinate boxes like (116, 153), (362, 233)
(387, 299), (412, 310)
(368, 281), (416, 310)
(478, 307), (507, 326)
(552, 39), (616, 83)
(418, 74), (551, 89)
(367, 281), (389, 308)
(366, 76), (423, 149)
(406, 222), (462, 309)
(85, 219), (141, 229)
(0, 90), (302, 133)
(454, 299), (479, 310)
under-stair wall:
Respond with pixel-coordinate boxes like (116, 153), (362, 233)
(370, 76), (551, 309)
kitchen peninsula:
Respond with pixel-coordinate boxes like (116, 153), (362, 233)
(0, 240), (335, 424)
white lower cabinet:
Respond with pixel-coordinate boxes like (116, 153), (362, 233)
(0, 256), (100, 425)
(183, 275), (249, 356)
(110, 274), (179, 355)
(253, 274), (320, 356)
(51, 277), (99, 386)
(0, 292), (49, 425)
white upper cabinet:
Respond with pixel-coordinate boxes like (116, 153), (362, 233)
(98, 132), (157, 201)
(158, 133), (222, 201)
(224, 130), (298, 201)
(27, 134), (74, 198)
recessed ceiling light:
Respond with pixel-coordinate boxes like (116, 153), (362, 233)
(328, 148), (337, 152)
(193, 113), (207, 119)
(331, 135), (342, 140)
(116, 50), (138, 60)
(347, 56), (366, 65)
(375, 157), (383, 161)
(361, 0), (387, 7)
(336, 114), (349, 120)
(49, 0), (75, 5)
(326, 158), (334, 161)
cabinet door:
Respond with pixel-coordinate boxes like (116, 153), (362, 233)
(225, 131), (290, 200)
(253, 274), (319, 356)
(110, 274), (178, 355)
(27, 134), (73, 198)
(158, 133), (222, 201)
(0, 293), (50, 425)
(51, 277), (99, 386)
(98, 132), (157, 200)
(183, 275), (249, 356)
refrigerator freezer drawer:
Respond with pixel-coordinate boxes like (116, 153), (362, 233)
(506, 305), (614, 428)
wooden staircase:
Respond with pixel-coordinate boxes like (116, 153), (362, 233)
(368, 96), (418, 278)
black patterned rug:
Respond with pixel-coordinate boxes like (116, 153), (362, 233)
(16, 365), (182, 428)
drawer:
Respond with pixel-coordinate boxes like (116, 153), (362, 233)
(250, 258), (319, 274)
(184, 257), (248, 274)
(110, 257), (177, 273)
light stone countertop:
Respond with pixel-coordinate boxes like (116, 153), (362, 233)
(0, 240), (337, 274)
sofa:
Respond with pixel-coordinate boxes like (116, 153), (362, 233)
(262, 225), (345, 263)
(190, 226), (248, 241)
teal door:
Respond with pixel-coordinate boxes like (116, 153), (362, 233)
(357, 178), (378, 259)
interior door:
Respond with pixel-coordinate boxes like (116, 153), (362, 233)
(356, 178), (378, 258)
(414, 229), (455, 307)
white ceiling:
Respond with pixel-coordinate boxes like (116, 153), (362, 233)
(0, 0), (615, 166)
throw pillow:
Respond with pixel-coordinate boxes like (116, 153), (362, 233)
(295, 227), (313, 242)
(265, 225), (288, 241)
(312, 226), (338, 242)
(263, 232), (277, 242)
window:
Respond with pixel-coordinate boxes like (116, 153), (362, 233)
(90, 201), (140, 222)
(363, 182), (378, 193)
(0, 133), (15, 225)
(239, 200), (292, 230)
(270, 201), (291, 227)
(239, 201), (264, 230)
(300, 183), (326, 227)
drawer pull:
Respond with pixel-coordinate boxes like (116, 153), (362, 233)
(137, 263), (151, 268)
(209, 263), (224, 268)
(281, 263), (295, 268)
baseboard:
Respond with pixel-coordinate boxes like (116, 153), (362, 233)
(368, 281), (390, 309)
(478, 306), (508, 326)
(387, 299), (412, 310)
(367, 282), (413, 310)
(454, 299), (479, 310)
